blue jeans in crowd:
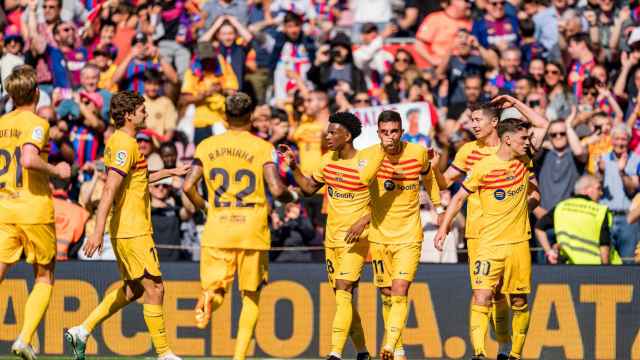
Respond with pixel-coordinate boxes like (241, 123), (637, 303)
(611, 215), (640, 263)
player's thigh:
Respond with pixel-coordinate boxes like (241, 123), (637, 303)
(0, 224), (25, 265)
(503, 241), (532, 295)
(466, 237), (480, 286)
(471, 246), (506, 293)
(369, 242), (392, 288)
(335, 241), (368, 285)
(20, 224), (56, 266)
(200, 247), (237, 292)
(237, 250), (268, 292)
(112, 235), (162, 281)
(325, 247), (340, 288)
(389, 242), (421, 283)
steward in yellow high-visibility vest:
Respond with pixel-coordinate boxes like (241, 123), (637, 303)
(535, 175), (622, 265)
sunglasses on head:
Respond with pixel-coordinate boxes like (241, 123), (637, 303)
(549, 132), (567, 138)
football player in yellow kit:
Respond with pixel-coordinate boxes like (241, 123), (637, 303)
(359, 110), (442, 360)
(182, 93), (296, 360)
(435, 118), (541, 360)
(0, 65), (71, 360)
(433, 98), (548, 359)
(65, 91), (189, 360)
(279, 112), (384, 360)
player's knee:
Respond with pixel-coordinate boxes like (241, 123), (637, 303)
(391, 280), (410, 296)
(472, 290), (492, 306)
(510, 294), (527, 308)
(33, 262), (55, 285)
(335, 279), (354, 292)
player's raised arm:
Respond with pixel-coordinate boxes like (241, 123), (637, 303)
(182, 161), (207, 212)
(21, 144), (71, 180)
(149, 164), (191, 184)
(492, 94), (549, 151)
(434, 186), (470, 251)
(278, 144), (323, 196)
(83, 169), (124, 258)
(264, 161), (296, 203)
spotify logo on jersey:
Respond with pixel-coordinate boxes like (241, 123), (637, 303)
(328, 186), (334, 197)
(494, 189), (506, 201)
(384, 180), (396, 191)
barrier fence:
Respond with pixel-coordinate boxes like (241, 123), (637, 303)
(1, 262), (639, 359)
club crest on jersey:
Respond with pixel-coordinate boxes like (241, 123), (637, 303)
(494, 189), (506, 201)
(31, 126), (44, 141)
(383, 180), (396, 191)
(115, 150), (128, 166)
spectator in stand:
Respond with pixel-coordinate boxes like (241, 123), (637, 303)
(39, 105), (75, 164)
(51, 177), (89, 261)
(271, 202), (315, 262)
(581, 112), (613, 175)
(251, 104), (271, 140)
(143, 69), (178, 141)
(395, 0), (441, 37)
(112, 32), (178, 94)
(567, 33), (597, 101)
(91, 45), (118, 92)
(0, 25), (25, 94)
(528, 58), (545, 87)
(353, 23), (395, 104)
(202, 0), (249, 31)
(157, 0), (193, 79)
(415, 0), (471, 68)
(472, 0), (520, 51)
(136, 130), (163, 166)
(308, 32), (366, 97)
(199, 14), (255, 89)
(384, 49), (419, 104)
(598, 124), (640, 262)
(544, 60), (576, 122)
(350, 0), (391, 43)
(487, 47), (522, 95)
(533, 0), (570, 60)
(534, 109), (587, 219)
(520, 18), (545, 69)
(21, 0), (62, 47)
(514, 76), (534, 103)
(267, 11), (315, 103)
(86, 20), (116, 60)
(150, 177), (194, 261)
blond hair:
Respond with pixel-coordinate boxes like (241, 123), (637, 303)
(5, 65), (38, 107)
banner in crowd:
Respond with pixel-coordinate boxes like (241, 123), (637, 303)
(350, 102), (436, 149)
(2, 263), (639, 359)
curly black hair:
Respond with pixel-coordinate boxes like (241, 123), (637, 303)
(329, 112), (362, 139)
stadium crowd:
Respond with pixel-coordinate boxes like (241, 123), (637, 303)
(1, 0), (639, 264)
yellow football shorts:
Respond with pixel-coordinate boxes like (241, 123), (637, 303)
(325, 240), (369, 288)
(467, 237), (479, 287)
(200, 247), (268, 293)
(370, 242), (421, 288)
(471, 241), (531, 294)
(112, 235), (162, 281)
(0, 223), (56, 265)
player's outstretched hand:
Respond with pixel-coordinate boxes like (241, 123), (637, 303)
(55, 161), (71, 180)
(433, 227), (447, 252)
(83, 233), (104, 258)
(345, 217), (368, 244)
(278, 144), (297, 168)
(172, 164), (191, 177)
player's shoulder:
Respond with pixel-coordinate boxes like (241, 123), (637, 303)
(471, 153), (499, 173)
(107, 130), (137, 154)
(360, 143), (383, 157)
(457, 140), (479, 155)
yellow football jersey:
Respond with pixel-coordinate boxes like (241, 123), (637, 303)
(104, 129), (152, 238)
(362, 142), (440, 244)
(312, 151), (371, 248)
(195, 130), (276, 250)
(0, 110), (53, 224)
(462, 154), (532, 246)
(292, 120), (325, 176)
(451, 140), (498, 239)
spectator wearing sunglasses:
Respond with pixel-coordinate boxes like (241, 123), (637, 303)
(353, 23), (395, 104)
(471, 0), (520, 51)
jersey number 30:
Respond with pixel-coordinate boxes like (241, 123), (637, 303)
(209, 168), (256, 208)
(0, 147), (23, 189)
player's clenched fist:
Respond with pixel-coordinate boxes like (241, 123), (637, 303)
(55, 161), (72, 180)
(278, 144), (297, 168)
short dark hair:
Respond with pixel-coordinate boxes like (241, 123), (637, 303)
(377, 110), (402, 125)
(497, 118), (531, 138)
(516, 75), (535, 87)
(284, 11), (303, 25)
(330, 112), (362, 140)
(144, 69), (162, 84)
(110, 91), (145, 128)
(520, 18), (535, 38)
(225, 92), (254, 126)
(50, 176), (69, 190)
(159, 142), (177, 153)
(569, 32), (591, 49)
(271, 107), (289, 123)
(469, 102), (500, 121)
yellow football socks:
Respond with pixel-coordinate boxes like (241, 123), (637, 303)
(330, 290), (353, 357)
(19, 282), (52, 344)
(384, 295), (408, 350)
(143, 304), (170, 356)
(234, 291), (260, 360)
(492, 297), (511, 345)
(381, 293), (404, 352)
(470, 304), (491, 357)
(82, 286), (130, 333)
(510, 303), (530, 359)
(350, 306), (367, 353)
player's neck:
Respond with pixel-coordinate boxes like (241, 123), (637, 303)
(14, 104), (36, 113)
(228, 124), (252, 132)
(338, 143), (357, 160)
(478, 131), (500, 147)
(120, 123), (137, 138)
(496, 143), (515, 161)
